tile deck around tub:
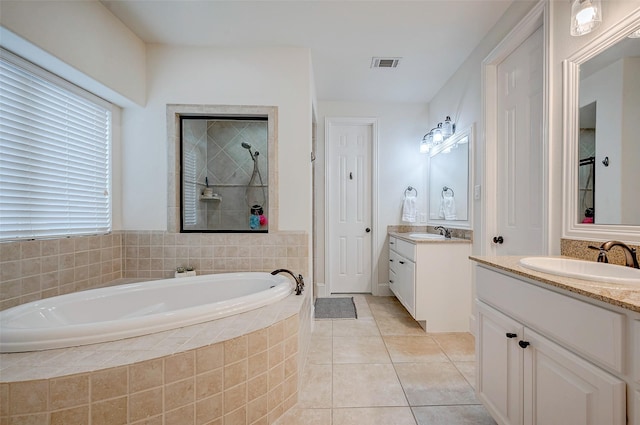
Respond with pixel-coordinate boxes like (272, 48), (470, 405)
(0, 290), (309, 383)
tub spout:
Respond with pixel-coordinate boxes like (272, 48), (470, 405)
(271, 269), (305, 295)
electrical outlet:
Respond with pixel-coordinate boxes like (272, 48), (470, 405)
(474, 185), (481, 200)
(419, 213), (427, 223)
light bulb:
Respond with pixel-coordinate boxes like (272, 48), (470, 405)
(570, 0), (602, 37)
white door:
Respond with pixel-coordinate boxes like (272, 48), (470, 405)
(327, 120), (373, 293)
(494, 26), (544, 255)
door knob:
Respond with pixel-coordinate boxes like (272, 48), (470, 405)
(366, 228), (371, 233)
(518, 340), (530, 349)
(493, 236), (504, 244)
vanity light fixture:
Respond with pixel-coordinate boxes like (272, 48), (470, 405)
(570, 0), (602, 37)
(419, 116), (456, 153)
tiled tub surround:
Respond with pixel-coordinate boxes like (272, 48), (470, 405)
(0, 289), (312, 425)
(0, 231), (309, 310)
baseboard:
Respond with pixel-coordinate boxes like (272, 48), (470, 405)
(315, 282), (327, 298)
(377, 282), (393, 296)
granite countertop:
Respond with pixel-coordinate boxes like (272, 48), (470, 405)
(470, 255), (640, 314)
(390, 232), (472, 244)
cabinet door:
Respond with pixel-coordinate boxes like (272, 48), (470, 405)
(396, 256), (415, 317)
(477, 302), (524, 425)
(523, 328), (626, 425)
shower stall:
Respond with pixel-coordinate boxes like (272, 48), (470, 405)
(181, 116), (269, 232)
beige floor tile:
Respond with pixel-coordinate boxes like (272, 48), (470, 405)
(298, 364), (332, 408)
(273, 407), (332, 425)
(307, 337), (333, 365)
(412, 405), (497, 425)
(352, 296), (373, 319)
(332, 318), (380, 337)
(369, 302), (413, 320)
(364, 295), (400, 305)
(454, 361), (476, 390)
(431, 333), (475, 362)
(375, 316), (426, 336)
(333, 336), (390, 364)
(383, 336), (448, 363)
(332, 363), (408, 408)
(333, 407), (417, 425)
(394, 362), (478, 406)
(312, 321), (333, 337)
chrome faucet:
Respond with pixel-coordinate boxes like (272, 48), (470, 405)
(271, 269), (305, 295)
(588, 240), (639, 269)
(434, 226), (452, 239)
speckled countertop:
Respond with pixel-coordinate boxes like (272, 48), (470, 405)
(390, 232), (472, 244)
(470, 256), (640, 314)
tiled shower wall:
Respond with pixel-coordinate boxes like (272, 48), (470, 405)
(182, 118), (269, 232)
(0, 231), (308, 310)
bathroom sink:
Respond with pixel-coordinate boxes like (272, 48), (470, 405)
(519, 257), (640, 286)
(408, 233), (446, 240)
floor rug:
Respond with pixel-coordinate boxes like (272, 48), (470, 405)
(314, 297), (358, 320)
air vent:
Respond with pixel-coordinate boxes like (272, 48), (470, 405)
(371, 57), (401, 68)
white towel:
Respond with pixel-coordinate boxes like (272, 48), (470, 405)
(402, 194), (417, 223)
(439, 194), (457, 220)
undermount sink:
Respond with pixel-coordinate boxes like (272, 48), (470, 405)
(408, 233), (446, 240)
(519, 257), (640, 286)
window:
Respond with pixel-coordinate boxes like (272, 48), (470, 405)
(0, 49), (112, 241)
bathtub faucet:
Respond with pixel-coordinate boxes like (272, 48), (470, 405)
(270, 269), (305, 295)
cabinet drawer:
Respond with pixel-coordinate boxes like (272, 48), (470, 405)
(389, 250), (401, 272)
(477, 266), (625, 373)
(389, 236), (397, 251)
(394, 238), (416, 261)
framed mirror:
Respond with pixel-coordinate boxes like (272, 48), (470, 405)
(427, 124), (474, 229)
(563, 12), (640, 242)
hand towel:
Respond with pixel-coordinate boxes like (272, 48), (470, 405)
(439, 194), (457, 220)
(402, 194), (417, 223)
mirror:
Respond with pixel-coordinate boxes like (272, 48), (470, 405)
(428, 124), (473, 229)
(180, 116), (270, 233)
(563, 12), (640, 242)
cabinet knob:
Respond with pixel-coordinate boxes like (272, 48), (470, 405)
(389, 259), (393, 262)
(506, 333), (517, 339)
(389, 279), (394, 283)
(518, 340), (530, 349)
(366, 227), (371, 233)
(493, 236), (504, 244)
(399, 261), (405, 265)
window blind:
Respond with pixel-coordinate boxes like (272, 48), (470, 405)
(0, 49), (111, 241)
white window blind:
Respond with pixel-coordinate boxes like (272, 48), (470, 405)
(0, 49), (112, 241)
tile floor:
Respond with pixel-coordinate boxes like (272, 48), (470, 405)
(274, 295), (497, 425)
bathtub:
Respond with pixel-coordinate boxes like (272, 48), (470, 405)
(0, 272), (293, 353)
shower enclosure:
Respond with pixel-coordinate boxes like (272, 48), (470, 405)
(180, 116), (269, 232)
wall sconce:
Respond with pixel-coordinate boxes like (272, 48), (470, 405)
(420, 116), (455, 153)
(570, 0), (602, 37)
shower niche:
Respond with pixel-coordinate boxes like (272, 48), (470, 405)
(181, 116), (269, 233)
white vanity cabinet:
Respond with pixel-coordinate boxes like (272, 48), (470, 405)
(476, 265), (630, 425)
(388, 236), (416, 317)
(388, 235), (471, 332)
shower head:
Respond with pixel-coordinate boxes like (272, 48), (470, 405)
(241, 142), (252, 150)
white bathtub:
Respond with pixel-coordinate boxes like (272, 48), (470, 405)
(0, 272), (293, 353)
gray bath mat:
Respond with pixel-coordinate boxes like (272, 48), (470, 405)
(314, 297), (357, 320)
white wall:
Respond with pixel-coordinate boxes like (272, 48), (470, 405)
(121, 45), (314, 236)
(0, 1), (146, 106)
(315, 101), (429, 291)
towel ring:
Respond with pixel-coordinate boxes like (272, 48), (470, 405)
(441, 186), (454, 198)
(405, 186), (418, 197)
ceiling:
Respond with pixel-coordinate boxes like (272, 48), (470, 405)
(100, 0), (517, 103)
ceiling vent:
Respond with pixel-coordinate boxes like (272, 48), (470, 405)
(371, 57), (401, 69)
